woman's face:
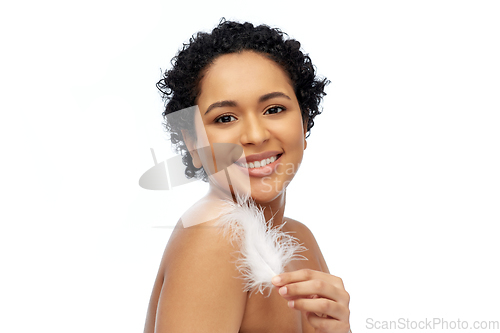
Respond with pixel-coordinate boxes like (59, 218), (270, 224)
(188, 51), (307, 204)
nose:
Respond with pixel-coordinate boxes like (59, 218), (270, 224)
(240, 114), (270, 146)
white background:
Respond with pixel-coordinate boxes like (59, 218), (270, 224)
(1, 1), (499, 332)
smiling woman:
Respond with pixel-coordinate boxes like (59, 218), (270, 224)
(195, 51), (307, 203)
(143, 19), (351, 333)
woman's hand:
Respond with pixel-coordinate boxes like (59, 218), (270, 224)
(272, 269), (350, 333)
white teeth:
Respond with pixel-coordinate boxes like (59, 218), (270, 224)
(237, 154), (280, 169)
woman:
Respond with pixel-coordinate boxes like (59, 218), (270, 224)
(144, 20), (351, 333)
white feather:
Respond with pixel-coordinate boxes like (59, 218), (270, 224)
(217, 194), (307, 296)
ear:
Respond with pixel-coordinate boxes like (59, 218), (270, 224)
(181, 129), (202, 168)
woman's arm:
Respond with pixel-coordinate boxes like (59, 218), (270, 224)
(152, 220), (247, 333)
(275, 221), (350, 333)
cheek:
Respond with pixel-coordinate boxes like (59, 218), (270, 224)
(206, 131), (235, 144)
(276, 116), (306, 149)
(203, 123), (241, 145)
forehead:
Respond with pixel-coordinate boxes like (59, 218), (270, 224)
(197, 51), (295, 105)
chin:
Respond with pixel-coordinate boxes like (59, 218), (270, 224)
(211, 164), (293, 204)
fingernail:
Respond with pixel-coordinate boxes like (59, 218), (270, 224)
(288, 300), (294, 308)
(279, 286), (287, 295)
(272, 276), (281, 285)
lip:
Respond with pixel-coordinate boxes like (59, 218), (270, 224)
(235, 150), (282, 164)
(233, 153), (283, 178)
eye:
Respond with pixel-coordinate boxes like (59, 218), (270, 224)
(215, 114), (237, 123)
(264, 106), (286, 115)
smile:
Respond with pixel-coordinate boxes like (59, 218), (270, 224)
(235, 154), (281, 169)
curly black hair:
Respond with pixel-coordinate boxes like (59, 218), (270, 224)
(157, 19), (329, 181)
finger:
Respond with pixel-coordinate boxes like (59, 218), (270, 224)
(273, 269), (345, 290)
(272, 269), (321, 286)
(278, 279), (349, 305)
(289, 297), (349, 322)
(306, 312), (350, 333)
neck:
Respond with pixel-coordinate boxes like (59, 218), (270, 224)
(256, 192), (286, 228)
(206, 184), (287, 227)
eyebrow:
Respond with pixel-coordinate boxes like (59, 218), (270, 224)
(204, 100), (237, 115)
(259, 91), (291, 103)
(204, 91), (291, 115)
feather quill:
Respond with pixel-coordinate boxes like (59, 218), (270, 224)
(217, 194), (307, 296)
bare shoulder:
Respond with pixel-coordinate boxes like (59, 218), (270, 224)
(151, 217), (247, 333)
(282, 217), (316, 245)
(283, 217), (330, 273)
